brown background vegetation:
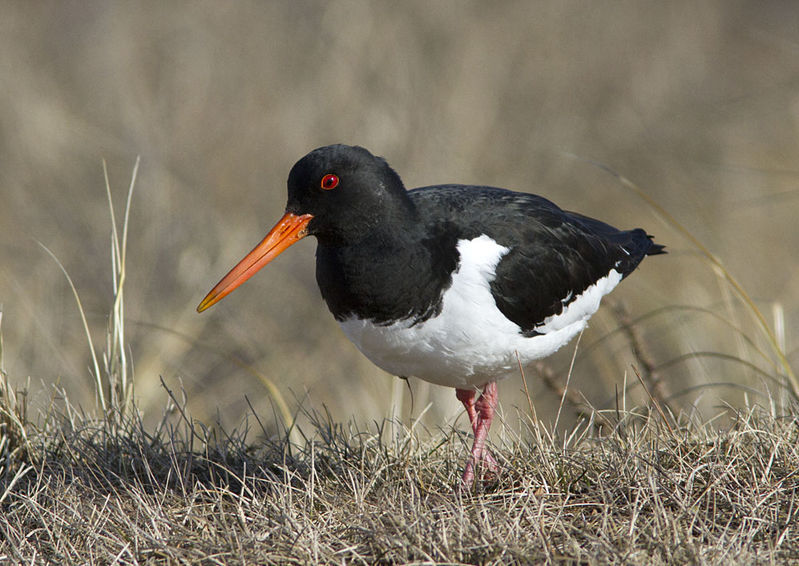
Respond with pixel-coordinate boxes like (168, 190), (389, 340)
(1, 1), (797, 434)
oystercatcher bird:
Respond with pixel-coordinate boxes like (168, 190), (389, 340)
(198, 144), (664, 488)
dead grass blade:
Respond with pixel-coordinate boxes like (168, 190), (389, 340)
(103, 157), (139, 415)
(632, 364), (675, 436)
(38, 242), (106, 411)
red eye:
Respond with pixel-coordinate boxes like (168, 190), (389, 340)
(321, 173), (339, 190)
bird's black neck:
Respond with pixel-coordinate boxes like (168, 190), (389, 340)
(314, 219), (459, 325)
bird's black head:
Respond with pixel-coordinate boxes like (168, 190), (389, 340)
(285, 144), (414, 245)
(197, 144), (413, 312)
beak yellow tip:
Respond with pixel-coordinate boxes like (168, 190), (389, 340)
(196, 297), (212, 313)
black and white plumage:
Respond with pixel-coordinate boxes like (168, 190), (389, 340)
(198, 144), (665, 487)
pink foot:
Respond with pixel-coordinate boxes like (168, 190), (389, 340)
(456, 381), (499, 488)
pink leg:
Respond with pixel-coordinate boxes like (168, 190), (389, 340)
(472, 382), (499, 471)
(456, 387), (479, 435)
(456, 382), (499, 488)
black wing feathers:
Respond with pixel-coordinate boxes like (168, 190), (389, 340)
(410, 185), (663, 335)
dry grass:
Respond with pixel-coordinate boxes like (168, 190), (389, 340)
(1, 376), (797, 564)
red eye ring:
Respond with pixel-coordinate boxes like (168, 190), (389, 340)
(321, 173), (339, 190)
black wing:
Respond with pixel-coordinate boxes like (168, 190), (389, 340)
(410, 185), (664, 335)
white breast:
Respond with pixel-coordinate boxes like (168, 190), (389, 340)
(339, 235), (621, 389)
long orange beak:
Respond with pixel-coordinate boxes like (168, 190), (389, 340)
(197, 212), (313, 312)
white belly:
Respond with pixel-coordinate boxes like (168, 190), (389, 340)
(339, 235), (622, 389)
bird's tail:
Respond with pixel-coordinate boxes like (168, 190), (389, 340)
(645, 235), (666, 256)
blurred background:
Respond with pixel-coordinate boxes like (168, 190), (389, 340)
(1, 1), (797, 436)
